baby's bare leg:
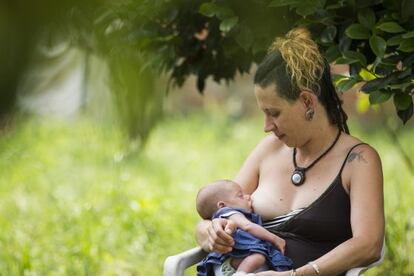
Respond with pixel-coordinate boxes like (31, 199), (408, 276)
(233, 253), (266, 273)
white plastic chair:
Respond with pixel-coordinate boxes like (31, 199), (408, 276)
(164, 241), (385, 276)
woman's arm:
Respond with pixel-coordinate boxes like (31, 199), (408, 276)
(195, 136), (280, 253)
(257, 144), (384, 276)
(301, 145), (384, 274)
(194, 139), (264, 253)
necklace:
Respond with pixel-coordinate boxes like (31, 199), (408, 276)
(291, 130), (342, 186)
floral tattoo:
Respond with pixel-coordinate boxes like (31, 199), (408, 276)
(347, 151), (368, 164)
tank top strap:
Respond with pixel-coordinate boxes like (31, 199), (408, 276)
(338, 143), (368, 176)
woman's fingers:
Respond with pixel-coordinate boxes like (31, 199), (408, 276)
(224, 219), (237, 235)
(278, 238), (286, 254)
(207, 218), (235, 253)
(272, 235), (286, 254)
(211, 219), (234, 244)
(208, 239), (232, 253)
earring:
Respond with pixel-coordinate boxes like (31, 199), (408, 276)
(305, 109), (314, 121)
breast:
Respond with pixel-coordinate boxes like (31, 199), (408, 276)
(251, 186), (290, 221)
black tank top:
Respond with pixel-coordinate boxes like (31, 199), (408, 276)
(265, 143), (366, 274)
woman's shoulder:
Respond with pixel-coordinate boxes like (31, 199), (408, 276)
(340, 133), (380, 158)
(339, 133), (382, 182)
(242, 134), (285, 164)
(254, 134), (285, 155)
(235, 134), (284, 180)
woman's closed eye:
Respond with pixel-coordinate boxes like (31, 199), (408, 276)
(264, 109), (280, 117)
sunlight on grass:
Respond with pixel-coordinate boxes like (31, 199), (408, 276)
(0, 113), (413, 275)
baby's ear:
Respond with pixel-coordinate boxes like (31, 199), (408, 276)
(217, 201), (226, 208)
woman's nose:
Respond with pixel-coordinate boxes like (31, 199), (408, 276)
(264, 115), (275, 133)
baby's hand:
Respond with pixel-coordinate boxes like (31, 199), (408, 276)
(271, 235), (286, 254)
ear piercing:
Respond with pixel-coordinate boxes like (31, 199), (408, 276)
(305, 109), (314, 121)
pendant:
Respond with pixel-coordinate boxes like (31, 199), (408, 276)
(291, 168), (305, 186)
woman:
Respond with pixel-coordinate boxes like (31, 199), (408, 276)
(195, 28), (384, 276)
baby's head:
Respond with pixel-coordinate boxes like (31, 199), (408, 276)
(196, 179), (252, 219)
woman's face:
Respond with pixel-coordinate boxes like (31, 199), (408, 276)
(254, 84), (308, 147)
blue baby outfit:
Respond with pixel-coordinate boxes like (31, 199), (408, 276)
(197, 207), (293, 276)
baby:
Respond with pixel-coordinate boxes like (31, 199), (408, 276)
(196, 180), (293, 276)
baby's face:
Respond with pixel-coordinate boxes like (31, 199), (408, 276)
(224, 183), (252, 212)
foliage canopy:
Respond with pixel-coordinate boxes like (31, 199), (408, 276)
(1, 0), (414, 138)
(154, 0), (414, 124)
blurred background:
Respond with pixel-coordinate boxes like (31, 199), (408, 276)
(1, 0), (413, 275)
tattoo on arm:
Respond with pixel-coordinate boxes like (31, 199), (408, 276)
(347, 151), (368, 164)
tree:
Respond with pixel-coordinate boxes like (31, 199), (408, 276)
(147, 0), (414, 124)
(2, 0), (414, 139)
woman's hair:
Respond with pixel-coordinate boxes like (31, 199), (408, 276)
(254, 28), (349, 134)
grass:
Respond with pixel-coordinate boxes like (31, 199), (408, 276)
(0, 112), (413, 275)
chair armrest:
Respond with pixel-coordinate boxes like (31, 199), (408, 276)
(164, 240), (385, 276)
(164, 247), (208, 276)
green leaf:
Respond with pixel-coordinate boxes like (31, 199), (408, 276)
(359, 68), (376, 81)
(388, 83), (410, 91)
(398, 69), (412, 80)
(295, 0), (324, 17)
(325, 45), (341, 62)
(402, 31), (414, 39)
(235, 26), (253, 51)
(200, 3), (235, 20)
(358, 8), (376, 29)
(377, 22), (406, 33)
(343, 50), (367, 66)
(394, 93), (412, 110)
(345, 24), (370, 39)
(361, 77), (388, 92)
(391, 12), (400, 21)
(332, 74), (348, 83)
(219, 16), (239, 32)
(199, 3), (219, 17)
(320, 25), (337, 44)
(335, 57), (357, 64)
(369, 35), (387, 58)
(387, 35), (403, 46)
(398, 38), (414, 52)
(336, 78), (357, 93)
(326, 1), (345, 10)
(397, 101), (413, 124)
(369, 90), (392, 104)
(401, 0), (414, 23)
(215, 7), (235, 20)
(268, 0), (300, 7)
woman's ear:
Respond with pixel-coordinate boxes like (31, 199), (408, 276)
(299, 90), (316, 109)
(217, 201), (226, 209)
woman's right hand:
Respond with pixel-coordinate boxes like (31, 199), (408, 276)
(207, 218), (237, 253)
(271, 235), (286, 254)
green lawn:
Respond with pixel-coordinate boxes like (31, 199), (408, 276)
(0, 113), (413, 275)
